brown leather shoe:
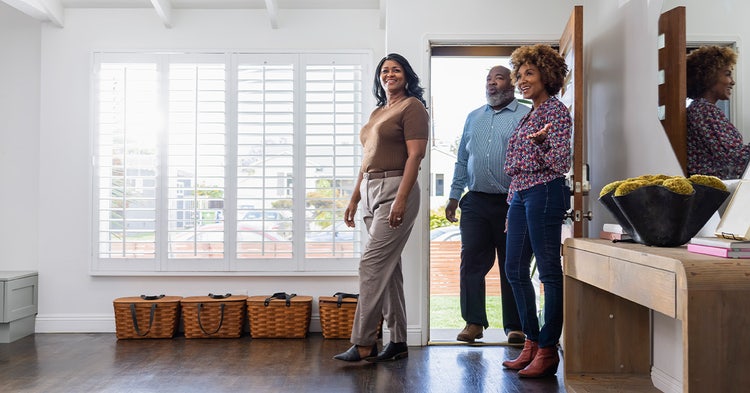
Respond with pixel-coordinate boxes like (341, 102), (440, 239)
(507, 330), (525, 344)
(502, 339), (538, 370)
(518, 346), (560, 378)
(456, 323), (484, 342)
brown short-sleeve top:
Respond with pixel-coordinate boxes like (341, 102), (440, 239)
(359, 96), (430, 173)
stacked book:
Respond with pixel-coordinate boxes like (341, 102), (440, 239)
(600, 223), (631, 241)
(687, 237), (750, 258)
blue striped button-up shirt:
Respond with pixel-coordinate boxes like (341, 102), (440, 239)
(449, 99), (530, 200)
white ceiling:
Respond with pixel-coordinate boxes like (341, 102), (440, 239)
(2, 0), (383, 28)
(60, 0), (379, 9)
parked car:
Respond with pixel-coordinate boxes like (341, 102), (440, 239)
(241, 209), (292, 237)
(306, 221), (357, 242)
(429, 226), (461, 241)
(169, 222), (289, 258)
(242, 210), (292, 221)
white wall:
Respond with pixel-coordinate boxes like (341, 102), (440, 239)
(584, 0), (685, 236)
(0, 3), (41, 272)
(34, 8), (383, 333)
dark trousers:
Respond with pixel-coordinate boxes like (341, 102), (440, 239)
(458, 191), (521, 332)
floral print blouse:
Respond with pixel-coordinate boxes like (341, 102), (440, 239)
(504, 96), (572, 203)
(687, 98), (750, 179)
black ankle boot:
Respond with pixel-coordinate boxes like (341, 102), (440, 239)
(367, 342), (408, 362)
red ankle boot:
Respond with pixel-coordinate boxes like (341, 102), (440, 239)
(502, 339), (538, 370)
(518, 345), (560, 378)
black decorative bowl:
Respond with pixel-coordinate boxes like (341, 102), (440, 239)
(599, 184), (729, 247)
(598, 190), (645, 244)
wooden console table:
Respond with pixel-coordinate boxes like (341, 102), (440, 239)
(563, 238), (750, 392)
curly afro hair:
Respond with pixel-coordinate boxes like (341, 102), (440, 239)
(510, 44), (568, 96)
(686, 45), (737, 99)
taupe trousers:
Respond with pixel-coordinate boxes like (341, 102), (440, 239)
(350, 175), (420, 346)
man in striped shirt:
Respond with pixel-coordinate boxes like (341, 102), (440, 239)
(445, 65), (529, 344)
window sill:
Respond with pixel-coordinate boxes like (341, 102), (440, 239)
(89, 269), (359, 277)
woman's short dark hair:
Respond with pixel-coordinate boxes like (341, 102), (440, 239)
(373, 53), (427, 107)
(686, 45), (737, 99)
(510, 44), (568, 96)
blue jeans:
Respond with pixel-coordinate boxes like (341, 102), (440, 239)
(504, 177), (569, 348)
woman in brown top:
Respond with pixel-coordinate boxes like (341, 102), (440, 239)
(333, 53), (429, 362)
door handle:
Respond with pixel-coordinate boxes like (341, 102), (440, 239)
(565, 210), (593, 221)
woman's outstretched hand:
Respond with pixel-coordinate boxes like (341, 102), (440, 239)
(527, 123), (551, 144)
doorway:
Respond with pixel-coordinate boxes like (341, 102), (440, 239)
(428, 46), (530, 344)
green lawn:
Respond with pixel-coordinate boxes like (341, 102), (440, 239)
(430, 295), (504, 329)
(430, 295), (544, 328)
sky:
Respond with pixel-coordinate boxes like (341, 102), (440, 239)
(430, 56), (511, 150)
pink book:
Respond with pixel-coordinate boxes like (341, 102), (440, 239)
(687, 243), (750, 258)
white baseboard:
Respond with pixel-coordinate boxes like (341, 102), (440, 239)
(381, 326), (424, 346)
(35, 314), (323, 334)
(35, 314), (116, 333)
(35, 314), (428, 346)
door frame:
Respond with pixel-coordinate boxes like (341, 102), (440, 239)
(421, 35), (561, 345)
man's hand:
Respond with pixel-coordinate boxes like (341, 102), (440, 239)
(445, 198), (459, 223)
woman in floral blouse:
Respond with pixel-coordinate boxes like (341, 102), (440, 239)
(500, 44), (571, 379)
(687, 45), (750, 179)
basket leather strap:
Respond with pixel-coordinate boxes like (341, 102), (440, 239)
(264, 292), (297, 307)
(333, 292), (359, 308)
(197, 303), (225, 335)
(130, 303), (156, 336)
(140, 294), (165, 301)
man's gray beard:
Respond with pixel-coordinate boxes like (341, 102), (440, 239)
(487, 89), (515, 107)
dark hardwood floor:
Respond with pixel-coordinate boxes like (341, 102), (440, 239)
(0, 333), (566, 392)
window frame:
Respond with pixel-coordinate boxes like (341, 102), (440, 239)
(91, 50), (371, 276)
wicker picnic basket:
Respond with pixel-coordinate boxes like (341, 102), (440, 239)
(318, 292), (383, 339)
(180, 294), (248, 339)
(113, 295), (182, 339)
(318, 292), (359, 339)
(247, 293), (312, 338)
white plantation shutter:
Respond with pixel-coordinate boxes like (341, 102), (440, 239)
(235, 54), (295, 261)
(95, 55), (160, 262)
(92, 51), (369, 274)
(166, 56), (228, 262)
(303, 55), (365, 259)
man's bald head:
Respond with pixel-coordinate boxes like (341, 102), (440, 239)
(486, 65), (515, 109)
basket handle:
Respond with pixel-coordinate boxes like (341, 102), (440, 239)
(264, 292), (297, 307)
(140, 294), (165, 301)
(208, 293), (232, 299)
(197, 303), (225, 335)
(333, 292), (359, 308)
(129, 303), (157, 336)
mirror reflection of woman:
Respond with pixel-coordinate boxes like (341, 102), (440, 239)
(686, 45), (750, 179)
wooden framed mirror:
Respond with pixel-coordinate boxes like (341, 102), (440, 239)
(658, 6), (687, 175)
